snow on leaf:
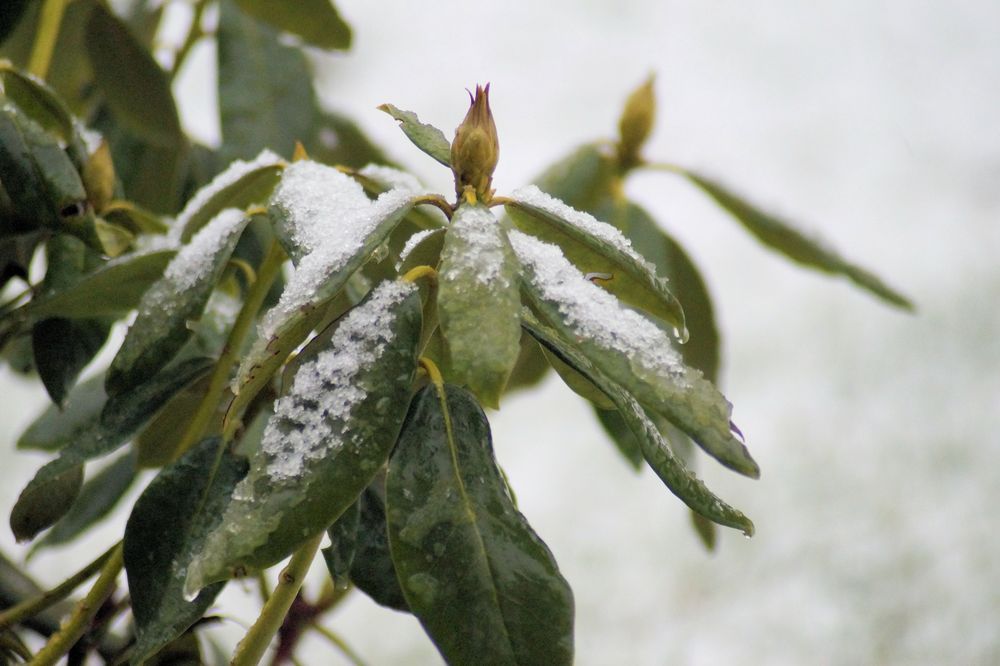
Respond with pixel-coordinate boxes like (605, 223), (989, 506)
(357, 163), (424, 194)
(509, 230), (758, 478)
(107, 209), (249, 395)
(185, 279), (423, 594)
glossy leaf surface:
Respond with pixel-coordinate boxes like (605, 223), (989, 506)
(347, 487), (409, 611)
(187, 281), (422, 592)
(437, 203), (521, 407)
(506, 186), (686, 336)
(378, 103), (451, 167)
(125, 437), (247, 663)
(9, 462), (83, 542)
(511, 230), (758, 478)
(682, 169), (914, 310)
(386, 384), (574, 665)
(17, 374), (105, 452)
(32, 317), (108, 407)
(523, 313), (754, 535)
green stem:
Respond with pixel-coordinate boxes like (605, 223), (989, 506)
(0, 542), (118, 631)
(229, 534), (323, 666)
(639, 161), (684, 175)
(175, 240), (286, 458)
(29, 543), (124, 666)
(169, 0), (209, 83)
(27, 0), (68, 79)
(310, 622), (368, 666)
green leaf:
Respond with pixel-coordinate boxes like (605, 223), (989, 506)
(377, 103), (451, 167)
(0, 0), (31, 42)
(533, 143), (618, 212)
(102, 201), (169, 236)
(9, 461), (83, 541)
(0, 63), (75, 143)
(307, 110), (390, 169)
(12, 357), (212, 538)
(35, 449), (137, 551)
(33, 317), (109, 406)
(134, 375), (211, 468)
(125, 437), (247, 663)
(523, 312), (754, 536)
(607, 202), (721, 381)
(186, 280), (422, 593)
(594, 408), (643, 469)
(348, 486), (409, 612)
(681, 169), (914, 310)
(323, 496), (359, 591)
(386, 383), (574, 665)
(217, 0), (318, 164)
(506, 186), (687, 337)
(106, 209), (250, 395)
(539, 344), (615, 411)
(510, 230), (759, 478)
(25, 249), (175, 319)
(229, 166), (417, 421)
(398, 228), (445, 276)
(233, 0), (352, 50)
(85, 4), (181, 146)
(17, 374), (106, 452)
(504, 331), (552, 394)
(175, 151), (284, 243)
(437, 203), (521, 408)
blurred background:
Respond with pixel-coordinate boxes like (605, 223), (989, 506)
(3, 0), (999, 663)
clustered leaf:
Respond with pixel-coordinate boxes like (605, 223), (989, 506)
(0, 10), (913, 662)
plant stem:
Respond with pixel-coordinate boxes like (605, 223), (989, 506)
(27, 0), (68, 79)
(0, 542), (118, 631)
(310, 623), (368, 666)
(229, 533), (323, 666)
(176, 239), (286, 458)
(169, 0), (209, 83)
(29, 543), (124, 666)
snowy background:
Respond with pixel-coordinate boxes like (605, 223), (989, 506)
(3, 1), (999, 663)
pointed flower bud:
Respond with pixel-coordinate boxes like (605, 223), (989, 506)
(451, 84), (499, 202)
(617, 75), (656, 170)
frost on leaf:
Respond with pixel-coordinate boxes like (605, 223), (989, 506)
(509, 230), (758, 477)
(268, 160), (372, 263)
(186, 279), (422, 594)
(107, 208), (249, 394)
(437, 203), (521, 408)
(172, 149), (283, 241)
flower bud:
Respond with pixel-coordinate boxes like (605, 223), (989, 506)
(451, 84), (499, 202)
(617, 75), (656, 169)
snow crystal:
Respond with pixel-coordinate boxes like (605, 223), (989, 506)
(358, 163), (424, 194)
(398, 229), (436, 266)
(172, 149), (283, 238)
(163, 208), (246, 292)
(269, 160), (371, 260)
(259, 187), (413, 341)
(258, 279), (417, 481)
(508, 230), (726, 410)
(510, 184), (656, 272)
(442, 205), (508, 286)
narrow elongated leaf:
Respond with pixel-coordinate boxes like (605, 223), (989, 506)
(85, 4), (181, 146)
(125, 437), (247, 663)
(9, 462), (83, 541)
(217, 0), (317, 164)
(234, 0), (351, 50)
(506, 185), (686, 337)
(386, 383), (574, 665)
(510, 230), (758, 478)
(11, 357), (212, 539)
(36, 450), (137, 550)
(229, 169), (417, 422)
(134, 375), (211, 468)
(438, 203), (521, 407)
(308, 111), (391, 168)
(348, 487), (409, 611)
(186, 280), (422, 593)
(25, 249), (174, 319)
(681, 169), (914, 310)
(174, 149), (284, 242)
(523, 312), (754, 535)
(17, 374), (106, 452)
(609, 202), (721, 381)
(323, 496), (360, 590)
(33, 317), (109, 406)
(106, 209), (249, 395)
(594, 408), (643, 469)
(377, 104), (451, 167)
(0, 64), (75, 143)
